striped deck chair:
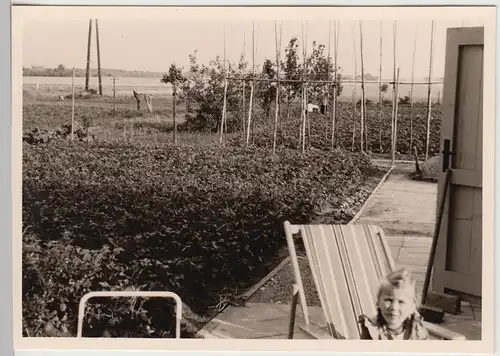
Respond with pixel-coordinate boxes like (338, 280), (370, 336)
(284, 222), (466, 340)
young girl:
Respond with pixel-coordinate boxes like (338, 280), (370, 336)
(358, 268), (429, 340)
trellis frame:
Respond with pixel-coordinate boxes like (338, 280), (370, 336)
(217, 20), (440, 160)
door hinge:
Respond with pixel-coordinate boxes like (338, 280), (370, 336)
(442, 139), (456, 172)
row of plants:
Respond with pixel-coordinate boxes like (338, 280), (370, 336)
(23, 100), (441, 158)
(22, 103), (174, 131)
(227, 101), (442, 157)
(23, 140), (381, 338)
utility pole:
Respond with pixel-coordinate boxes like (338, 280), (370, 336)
(96, 19), (103, 96)
(85, 19), (93, 91)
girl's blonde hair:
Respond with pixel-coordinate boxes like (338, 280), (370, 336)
(376, 268), (419, 307)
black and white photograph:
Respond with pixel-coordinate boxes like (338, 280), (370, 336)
(14, 5), (494, 351)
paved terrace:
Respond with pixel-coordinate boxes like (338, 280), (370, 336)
(197, 161), (481, 340)
(356, 161), (481, 340)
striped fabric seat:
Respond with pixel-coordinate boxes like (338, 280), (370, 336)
(284, 221), (466, 340)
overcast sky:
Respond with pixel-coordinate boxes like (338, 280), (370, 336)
(22, 15), (487, 80)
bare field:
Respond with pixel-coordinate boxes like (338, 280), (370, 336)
(23, 75), (443, 103)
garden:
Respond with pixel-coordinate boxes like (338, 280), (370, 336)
(22, 37), (442, 339)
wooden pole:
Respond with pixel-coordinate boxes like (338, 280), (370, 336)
(378, 20), (383, 153)
(421, 168), (452, 305)
(71, 67), (75, 141)
(251, 24), (260, 145)
(326, 20), (331, 141)
(425, 20), (435, 160)
(351, 23), (357, 150)
(95, 19), (103, 96)
(288, 285), (299, 339)
(359, 21), (366, 152)
(173, 84), (177, 144)
(328, 20), (339, 149)
(409, 26), (417, 154)
(391, 20), (397, 166)
(391, 95), (395, 165)
(393, 68), (401, 162)
(305, 23), (310, 144)
(301, 21), (308, 152)
(250, 24), (262, 145)
(306, 84), (310, 142)
(113, 77), (116, 118)
(298, 95), (302, 149)
(247, 86), (255, 146)
(246, 21), (255, 146)
(333, 20), (339, 147)
(242, 32), (246, 140)
(272, 21), (282, 154)
(85, 19), (92, 91)
(392, 21), (397, 91)
(220, 23), (228, 146)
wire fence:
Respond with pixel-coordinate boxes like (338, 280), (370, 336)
(23, 76), (443, 103)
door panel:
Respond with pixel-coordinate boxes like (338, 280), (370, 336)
(432, 27), (483, 299)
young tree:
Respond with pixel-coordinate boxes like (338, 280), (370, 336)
(304, 41), (344, 146)
(257, 59), (277, 120)
(305, 42), (331, 104)
(304, 42), (344, 105)
(237, 53), (250, 137)
(161, 63), (187, 144)
(379, 83), (389, 151)
(280, 37), (302, 120)
(56, 64), (66, 77)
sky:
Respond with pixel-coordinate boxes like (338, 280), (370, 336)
(22, 17), (487, 81)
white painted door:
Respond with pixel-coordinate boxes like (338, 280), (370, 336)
(432, 27), (483, 300)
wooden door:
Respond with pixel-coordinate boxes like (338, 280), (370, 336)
(432, 27), (483, 301)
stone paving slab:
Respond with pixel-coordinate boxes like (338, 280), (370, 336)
(200, 302), (325, 339)
(357, 171), (438, 237)
(472, 307), (482, 321)
(441, 321), (482, 340)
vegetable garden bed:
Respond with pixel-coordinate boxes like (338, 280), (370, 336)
(248, 173), (386, 306)
(22, 140), (383, 339)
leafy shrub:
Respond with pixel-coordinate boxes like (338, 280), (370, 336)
(177, 51), (245, 133)
(177, 36), (345, 135)
(23, 125), (90, 145)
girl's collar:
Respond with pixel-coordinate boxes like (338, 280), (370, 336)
(359, 311), (423, 340)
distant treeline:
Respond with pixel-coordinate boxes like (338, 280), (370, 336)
(23, 65), (168, 78)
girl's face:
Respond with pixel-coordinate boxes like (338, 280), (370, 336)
(377, 285), (416, 330)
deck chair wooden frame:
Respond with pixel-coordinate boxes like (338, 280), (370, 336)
(284, 221), (466, 340)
